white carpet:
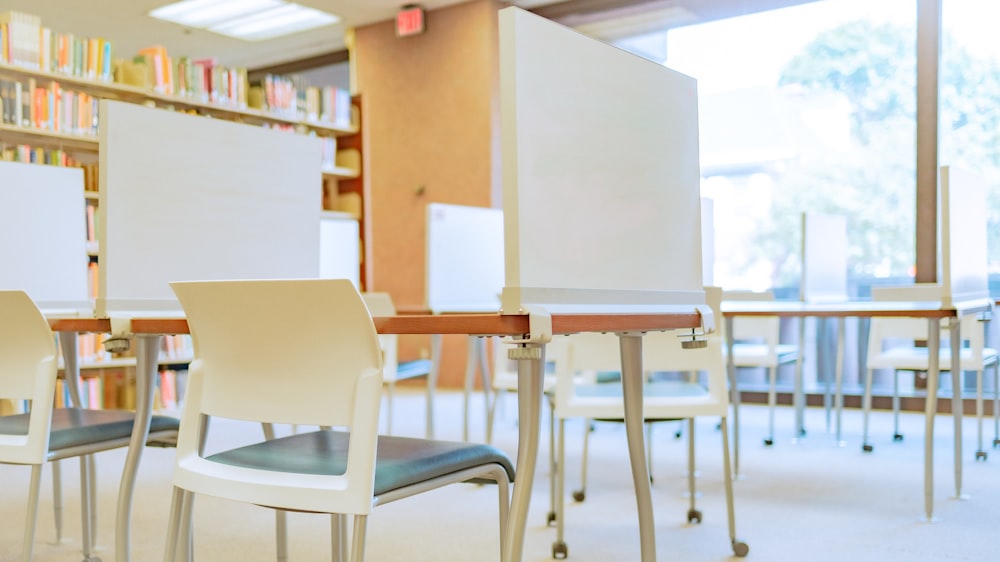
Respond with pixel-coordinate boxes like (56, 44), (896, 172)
(0, 389), (996, 561)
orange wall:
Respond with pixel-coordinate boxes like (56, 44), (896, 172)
(353, 0), (503, 387)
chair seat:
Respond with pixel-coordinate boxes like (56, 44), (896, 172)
(392, 359), (433, 382)
(727, 343), (798, 366)
(868, 347), (1000, 372)
(207, 430), (515, 497)
(0, 408), (180, 453)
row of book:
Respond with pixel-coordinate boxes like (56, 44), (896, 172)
(0, 11), (114, 82)
(51, 367), (187, 412)
(255, 73), (353, 127)
(1, 77), (99, 135)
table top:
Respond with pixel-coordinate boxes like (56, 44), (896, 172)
(49, 311), (704, 337)
(721, 298), (992, 318)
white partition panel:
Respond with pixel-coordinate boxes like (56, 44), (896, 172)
(0, 161), (90, 310)
(319, 212), (360, 289)
(801, 212), (848, 302)
(939, 165), (990, 307)
(499, 7), (705, 313)
(426, 203), (504, 313)
(97, 100), (322, 314)
(702, 197), (715, 287)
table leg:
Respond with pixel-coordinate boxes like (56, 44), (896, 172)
(794, 317), (806, 440)
(116, 334), (160, 562)
(834, 318), (846, 446)
(923, 320), (940, 522)
(950, 318), (966, 500)
(502, 342), (545, 562)
(428, 333), (442, 439)
(725, 317), (741, 477)
(618, 333), (655, 562)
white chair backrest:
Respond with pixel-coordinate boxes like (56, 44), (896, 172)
(722, 289), (781, 343)
(362, 292), (399, 381)
(553, 286), (728, 419)
(869, 285), (988, 358)
(171, 279), (383, 428)
(0, 290), (60, 464)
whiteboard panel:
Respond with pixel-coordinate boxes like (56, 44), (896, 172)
(0, 161), (90, 311)
(939, 165), (990, 306)
(426, 203), (504, 313)
(801, 212), (848, 302)
(319, 213), (360, 289)
(97, 100), (322, 314)
(499, 7), (705, 313)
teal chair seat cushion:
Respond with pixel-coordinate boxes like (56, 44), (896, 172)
(207, 430), (515, 496)
(395, 359), (433, 381)
(0, 408), (180, 451)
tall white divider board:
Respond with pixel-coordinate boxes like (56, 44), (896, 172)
(426, 203), (504, 313)
(701, 197), (715, 287)
(0, 161), (90, 310)
(800, 212), (848, 302)
(499, 8), (705, 314)
(319, 212), (360, 289)
(939, 165), (990, 307)
(97, 100), (322, 315)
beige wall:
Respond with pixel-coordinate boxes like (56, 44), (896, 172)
(353, 0), (504, 386)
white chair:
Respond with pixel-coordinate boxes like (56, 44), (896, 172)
(862, 291), (998, 458)
(548, 286), (746, 560)
(723, 290), (800, 446)
(361, 292), (433, 435)
(164, 279), (514, 562)
(0, 290), (180, 561)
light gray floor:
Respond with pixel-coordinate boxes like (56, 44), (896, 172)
(1, 388), (997, 561)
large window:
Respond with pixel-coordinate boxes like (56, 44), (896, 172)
(650, 0), (1000, 294)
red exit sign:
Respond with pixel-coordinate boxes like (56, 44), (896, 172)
(396, 5), (426, 37)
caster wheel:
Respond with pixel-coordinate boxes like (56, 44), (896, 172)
(862, 443), (874, 453)
(687, 508), (702, 524)
(546, 511), (556, 526)
(572, 489), (586, 502)
(552, 541), (568, 559)
(732, 540), (750, 557)
(674, 431), (683, 439)
(975, 450), (987, 461)
(799, 428), (807, 437)
(763, 437), (774, 446)
(993, 438), (1000, 448)
(893, 433), (904, 442)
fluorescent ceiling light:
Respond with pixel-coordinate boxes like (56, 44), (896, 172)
(150, 0), (340, 41)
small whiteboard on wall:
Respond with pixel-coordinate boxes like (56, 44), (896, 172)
(498, 7), (705, 314)
(0, 161), (90, 311)
(800, 212), (848, 302)
(939, 165), (990, 307)
(97, 100), (322, 315)
(426, 203), (504, 313)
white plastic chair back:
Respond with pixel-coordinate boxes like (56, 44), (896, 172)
(553, 286), (728, 420)
(722, 289), (786, 365)
(362, 292), (399, 383)
(170, 278), (384, 515)
(0, 291), (59, 465)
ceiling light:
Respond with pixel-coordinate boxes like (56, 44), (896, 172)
(150, 0), (340, 41)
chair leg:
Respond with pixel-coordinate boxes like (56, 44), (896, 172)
(686, 418), (701, 524)
(384, 382), (395, 435)
(276, 510), (288, 562)
(993, 363), (1000, 448)
(79, 456), (96, 561)
(177, 490), (195, 562)
(719, 418), (749, 557)
(349, 515), (368, 562)
(765, 367), (776, 446)
(22, 464), (43, 562)
(891, 371), (903, 441)
(861, 368), (875, 452)
(331, 514), (348, 562)
(552, 418), (568, 559)
(163, 486), (185, 562)
(88, 454), (98, 547)
(645, 422), (654, 484)
(573, 419), (590, 503)
(495, 468), (511, 560)
(975, 369), (987, 461)
(546, 398), (556, 527)
(52, 460), (63, 543)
